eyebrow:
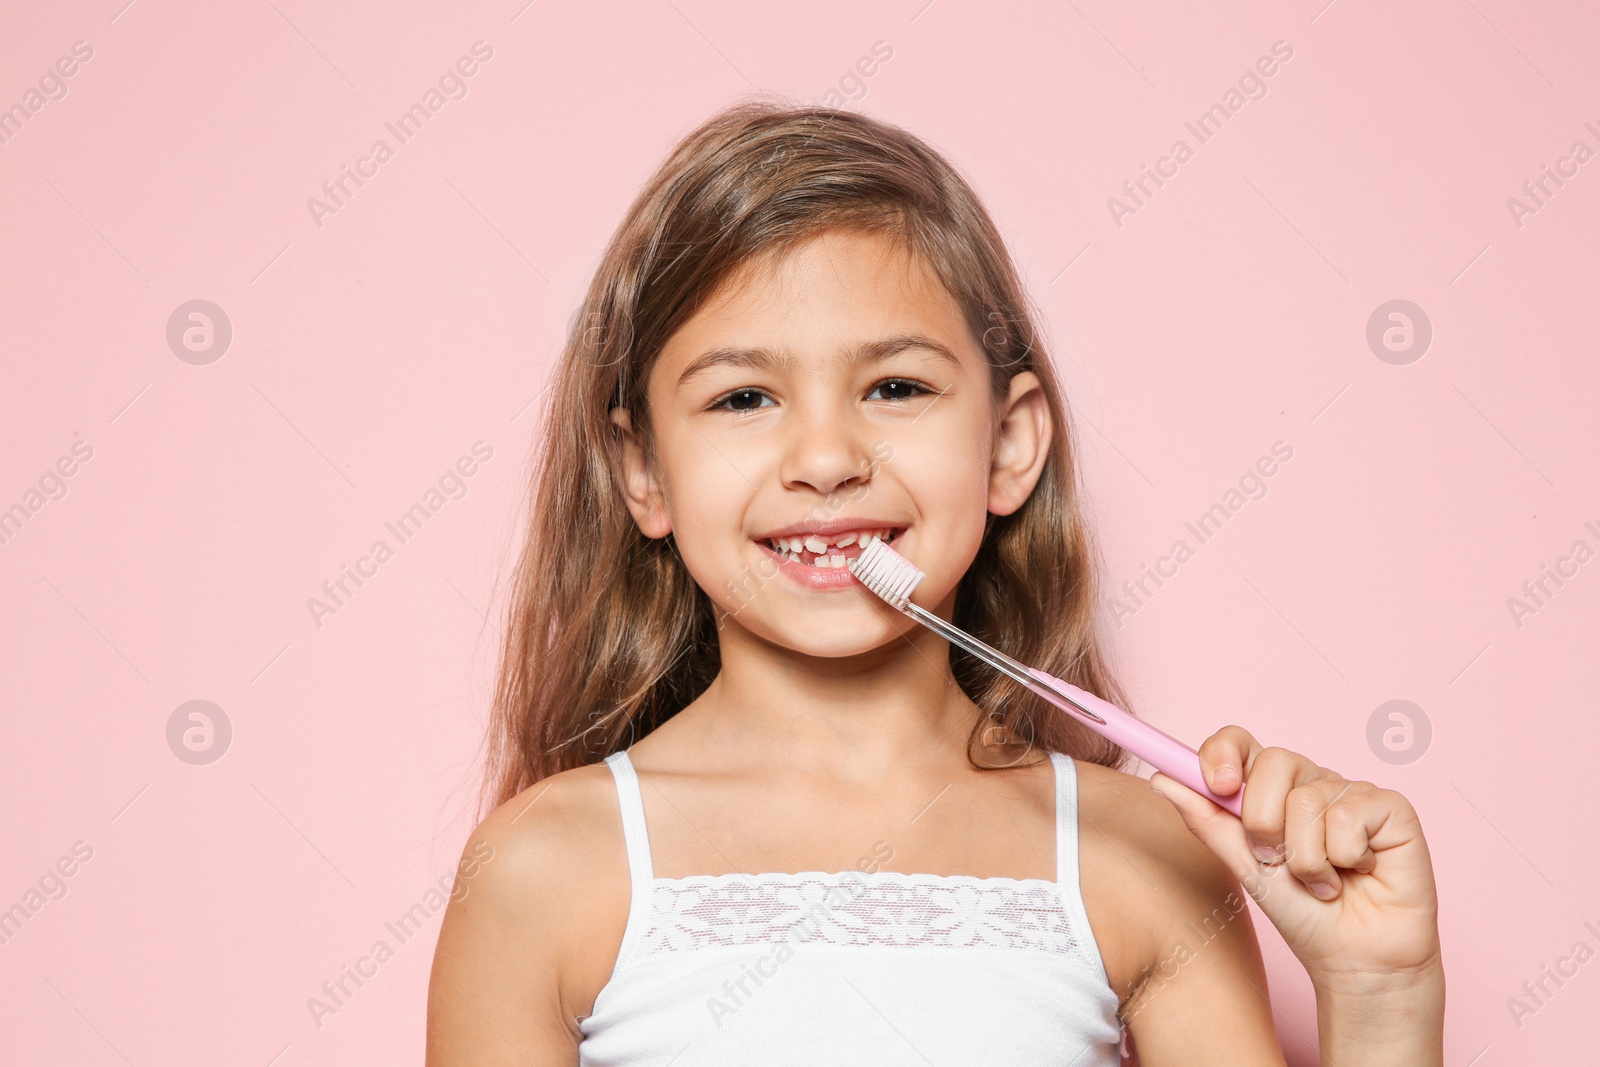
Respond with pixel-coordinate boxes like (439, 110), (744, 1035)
(675, 334), (961, 391)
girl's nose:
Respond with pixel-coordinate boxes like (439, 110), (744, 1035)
(778, 416), (874, 498)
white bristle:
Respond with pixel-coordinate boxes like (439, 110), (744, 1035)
(847, 535), (924, 609)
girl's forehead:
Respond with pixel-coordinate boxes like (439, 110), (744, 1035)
(656, 231), (971, 375)
(719, 228), (947, 306)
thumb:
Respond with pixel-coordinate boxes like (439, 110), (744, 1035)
(1148, 771), (1257, 886)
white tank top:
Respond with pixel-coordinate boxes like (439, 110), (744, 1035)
(576, 750), (1124, 1065)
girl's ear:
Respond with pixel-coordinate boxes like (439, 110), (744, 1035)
(609, 407), (674, 538)
(988, 371), (1053, 517)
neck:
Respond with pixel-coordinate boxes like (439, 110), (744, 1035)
(678, 609), (986, 781)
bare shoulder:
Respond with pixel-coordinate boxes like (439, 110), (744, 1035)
(1071, 760), (1254, 991)
(465, 760), (628, 911)
(1073, 759), (1230, 881)
(426, 762), (630, 1065)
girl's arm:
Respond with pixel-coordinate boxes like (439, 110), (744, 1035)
(1149, 727), (1445, 1066)
(1082, 766), (1289, 1065)
(426, 769), (631, 1066)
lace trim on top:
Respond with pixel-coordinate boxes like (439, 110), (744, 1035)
(622, 869), (1091, 969)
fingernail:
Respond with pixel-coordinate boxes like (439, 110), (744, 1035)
(1251, 843), (1280, 864)
(1308, 882), (1338, 901)
(1214, 764), (1239, 787)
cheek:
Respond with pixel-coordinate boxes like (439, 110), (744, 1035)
(925, 408), (992, 498)
(911, 440), (988, 513)
(658, 442), (757, 569)
(672, 420), (767, 494)
(894, 420), (992, 553)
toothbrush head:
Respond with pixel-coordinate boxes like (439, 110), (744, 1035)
(847, 534), (925, 610)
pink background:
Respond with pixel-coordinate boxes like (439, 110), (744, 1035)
(2, 0), (1596, 1063)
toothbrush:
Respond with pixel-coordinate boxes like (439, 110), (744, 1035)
(847, 534), (1244, 817)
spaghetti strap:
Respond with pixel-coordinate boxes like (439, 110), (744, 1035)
(603, 751), (654, 889)
(599, 750), (656, 985)
(1048, 751), (1076, 887)
(1049, 750), (1110, 984)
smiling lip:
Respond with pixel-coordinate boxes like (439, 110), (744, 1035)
(756, 537), (889, 590)
(751, 519), (906, 590)
(752, 517), (907, 541)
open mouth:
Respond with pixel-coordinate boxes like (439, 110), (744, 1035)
(760, 527), (902, 569)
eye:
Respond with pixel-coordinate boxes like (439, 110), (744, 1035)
(708, 387), (774, 413)
(866, 378), (932, 402)
(707, 377), (933, 414)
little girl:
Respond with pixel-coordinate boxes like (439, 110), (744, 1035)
(426, 100), (1445, 1065)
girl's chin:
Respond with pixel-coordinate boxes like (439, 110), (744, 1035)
(766, 601), (918, 656)
(768, 629), (901, 658)
(715, 596), (909, 655)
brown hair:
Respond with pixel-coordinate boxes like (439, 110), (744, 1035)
(479, 96), (1132, 815)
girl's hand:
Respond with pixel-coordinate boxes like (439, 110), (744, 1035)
(1148, 726), (1442, 996)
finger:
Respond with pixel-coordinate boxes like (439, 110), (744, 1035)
(1239, 747), (1326, 864)
(1282, 778), (1361, 900)
(1323, 788), (1380, 875)
(1149, 771), (1256, 886)
(1197, 726), (1261, 796)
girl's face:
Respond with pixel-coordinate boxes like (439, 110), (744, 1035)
(612, 228), (1052, 658)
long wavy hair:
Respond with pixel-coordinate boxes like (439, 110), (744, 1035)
(479, 97), (1133, 815)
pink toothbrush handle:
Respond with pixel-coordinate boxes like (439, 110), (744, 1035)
(1027, 667), (1244, 817)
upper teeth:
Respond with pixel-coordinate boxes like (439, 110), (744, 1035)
(766, 528), (895, 559)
